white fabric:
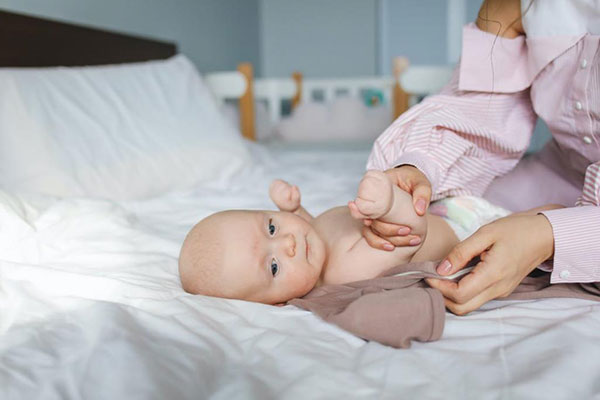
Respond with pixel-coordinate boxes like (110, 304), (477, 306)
(0, 55), (250, 200)
(1, 144), (599, 399)
(522, 0), (600, 36)
(430, 196), (511, 240)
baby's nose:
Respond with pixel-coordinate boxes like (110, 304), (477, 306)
(283, 233), (296, 257)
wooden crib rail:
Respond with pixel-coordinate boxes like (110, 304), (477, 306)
(399, 66), (455, 97)
(218, 58), (454, 142)
(253, 77), (297, 125)
(204, 71), (247, 106)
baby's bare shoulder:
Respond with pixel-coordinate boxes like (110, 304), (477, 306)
(315, 207), (410, 285)
(314, 206), (362, 249)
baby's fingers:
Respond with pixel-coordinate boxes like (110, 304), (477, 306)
(348, 201), (369, 219)
(354, 197), (385, 219)
(290, 185), (301, 203)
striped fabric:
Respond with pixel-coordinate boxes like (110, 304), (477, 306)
(578, 163), (600, 206)
(367, 23), (600, 284)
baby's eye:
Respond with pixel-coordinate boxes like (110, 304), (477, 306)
(268, 218), (276, 236)
(270, 259), (279, 277)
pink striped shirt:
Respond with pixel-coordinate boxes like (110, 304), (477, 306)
(367, 23), (600, 284)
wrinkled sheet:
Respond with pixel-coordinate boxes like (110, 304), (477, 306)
(1, 142), (600, 399)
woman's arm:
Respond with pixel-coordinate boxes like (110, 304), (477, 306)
(367, 66), (536, 202)
(364, 2), (535, 250)
(538, 162), (600, 283)
(369, 0), (533, 202)
(427, 162), (600, 315)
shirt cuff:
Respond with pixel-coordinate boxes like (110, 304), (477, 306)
(391, 152), (440, 196)
(540, 206), (600, 284)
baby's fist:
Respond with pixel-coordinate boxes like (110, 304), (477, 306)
(349, 170), (393, 220)
(269, 179), (301, 212)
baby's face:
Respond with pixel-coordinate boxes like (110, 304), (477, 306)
(215, 210), (326, 304)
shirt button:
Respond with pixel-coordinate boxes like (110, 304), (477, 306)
(581, 59), (588, 69)
(560, 270), (571, 279)
(583, 136), (593, 144)
(575, 101), (583, 111)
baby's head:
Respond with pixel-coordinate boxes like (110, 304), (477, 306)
(179, 210), (326, 304)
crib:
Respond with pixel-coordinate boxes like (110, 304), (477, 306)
(206, 58), (454, 142)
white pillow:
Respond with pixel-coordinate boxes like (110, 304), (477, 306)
(0, 54), (250, 200)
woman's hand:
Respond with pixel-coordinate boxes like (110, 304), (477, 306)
(362, 165), (432, 251)
(424, 212), (556, 315)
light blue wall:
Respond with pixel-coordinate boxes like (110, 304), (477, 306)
(0, 0), (261, 74)
(259, 0), (378, 78)
(383, 0), (448, 66)
(467, 0), (483, 23)
(260, 0), (480, 78)
(0, 0), (552, 150)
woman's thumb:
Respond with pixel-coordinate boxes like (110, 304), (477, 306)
(412, 183), (431, 216)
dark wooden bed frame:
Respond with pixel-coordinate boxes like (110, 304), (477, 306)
(0, 9), (177, 67)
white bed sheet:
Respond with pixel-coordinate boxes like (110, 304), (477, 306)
(1, 142), (599, 399)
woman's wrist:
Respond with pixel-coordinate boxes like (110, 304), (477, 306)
(535, 213), (555, 261)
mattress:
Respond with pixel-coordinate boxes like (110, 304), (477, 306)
(1, 143), (599, 399)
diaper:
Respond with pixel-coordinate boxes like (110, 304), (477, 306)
(428, 196), (510, 240)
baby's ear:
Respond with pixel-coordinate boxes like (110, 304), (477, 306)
(273, 302), (286, 307)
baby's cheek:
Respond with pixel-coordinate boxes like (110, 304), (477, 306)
(301, 269), (318, 294)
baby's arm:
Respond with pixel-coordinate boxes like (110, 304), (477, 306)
(322, 170), (428, 283)
(269, 179), (314, 222)
(348, 170), (427, 242)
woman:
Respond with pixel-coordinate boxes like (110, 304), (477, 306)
(364, 0), (600, 315)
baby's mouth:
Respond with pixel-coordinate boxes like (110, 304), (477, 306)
(305, 235), (310, 260)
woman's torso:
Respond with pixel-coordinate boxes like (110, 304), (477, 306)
(485, 0), (600, 210)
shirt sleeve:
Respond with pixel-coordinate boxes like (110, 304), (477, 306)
(540, 162), (600, 284)
(366, 64), (537, 201)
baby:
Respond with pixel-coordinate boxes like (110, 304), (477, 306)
(179, 170), (482, 305)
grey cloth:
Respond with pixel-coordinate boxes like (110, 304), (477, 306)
(288, 261), (600, 349)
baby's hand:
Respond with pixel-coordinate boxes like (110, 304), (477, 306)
(269, 179), (301, 212)
(348, 170), (394, 220)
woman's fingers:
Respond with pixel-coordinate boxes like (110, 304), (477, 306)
(412, 179), (432, 216)
(425, 257), (499, 307)
(386, 235), (422, 247)
(436, 226), (495, 276)
(441, 284), (499, 316)
(362, 226), (421, 250)
(384, 165), (433, 216)
(362, 226), (394, 251)
(369, 219), (411, 237)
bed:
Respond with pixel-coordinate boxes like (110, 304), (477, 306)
(1, 9), (599, 400)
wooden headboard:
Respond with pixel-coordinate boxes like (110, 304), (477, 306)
(0, 9), (177, 67)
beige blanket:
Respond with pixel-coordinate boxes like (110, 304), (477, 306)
(288, 261), (600, 349)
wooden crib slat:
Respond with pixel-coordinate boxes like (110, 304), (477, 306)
(237, 62), (256, 141)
